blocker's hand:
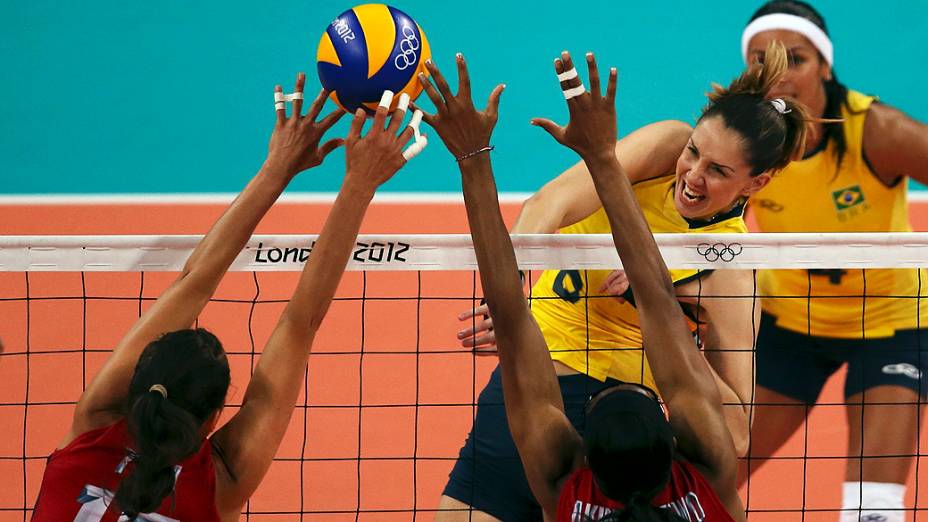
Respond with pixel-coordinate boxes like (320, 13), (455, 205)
(344, 92), (417, 193)
(266, 72), (345, 177)
(412, 54), (505, 159)
(530, 51), (618, 161)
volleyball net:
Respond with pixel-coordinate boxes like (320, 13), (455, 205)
(2, 233), (928, 520)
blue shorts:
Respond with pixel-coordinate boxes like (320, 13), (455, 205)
(442, 366), (620, 521)
(756, 312), (928, 403)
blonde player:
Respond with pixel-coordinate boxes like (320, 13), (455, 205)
(739, 2), (928, 519)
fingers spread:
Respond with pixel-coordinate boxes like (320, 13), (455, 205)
(306, 87), (328, 122)
(291, 72), (306, 119)
(417, 72), (443, 111)
(462, 333), (497, 349)
(458, 304), (490, 321)
(348, 108), (366, 139)
(457, 318), (493, 339)
(586, 53), (601, 98)
(274, 85), (286, 123)
(530, 117), (565, 143)
(317, 137), (344, 158)
(606, 67), (618, 102)
(408, 101), (435, 126)
(557, 70), (581, 93)
(373, 90), (394, 130)
(425, 59), (454, 102)
(386, 92), (410, 134)
(317, 108), (345, 132)
(485, 83), (505, 119)
(456, 53), (472, 102)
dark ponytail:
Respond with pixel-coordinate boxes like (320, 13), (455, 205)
(595, 495), (687, 522)
(748, 0), (859, 170)
(114, 328), (229, 518)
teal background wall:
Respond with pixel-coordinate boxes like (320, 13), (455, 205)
(2, 0), (926, 194)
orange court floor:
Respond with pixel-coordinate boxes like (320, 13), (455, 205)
(3, 200), (928, 521)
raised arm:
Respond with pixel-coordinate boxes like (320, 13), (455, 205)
(862, 102), (928, 187)
(457, 120), (692, 354)
(532, 52), (743, 518)
(687, 270), (759, 458)
(210, 95), (418, 516)
(415, 56), (582, 515)
(67, 74), (344, 443)
(512, 119), (693, 234)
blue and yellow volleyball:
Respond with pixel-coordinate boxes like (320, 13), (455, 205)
(317, 4), (431, 115)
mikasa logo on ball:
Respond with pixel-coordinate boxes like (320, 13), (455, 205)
(394, 25), (420, 70)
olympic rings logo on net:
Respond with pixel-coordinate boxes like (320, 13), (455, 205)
(394, 25), (420, 70)
(696, 242), (743, 262)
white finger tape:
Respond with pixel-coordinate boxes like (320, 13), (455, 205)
(379, 90), (395, 109)
(402, 136), (427, 161)
(557, 67), (579, 82)
(274, 92), (304, 103)
(563, 84), (586, 100)
(402, 109), (428, 161)
(396, 93), (410, 113)
(408, 109), (423, 135)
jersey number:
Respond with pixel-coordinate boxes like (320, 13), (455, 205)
(809, 268), (847, 285)
(552, 270), (584, 304)
(75, 484), (178, 522)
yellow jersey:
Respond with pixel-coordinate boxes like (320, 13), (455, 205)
(530, 174), (748, 387)
(753, 90), (928, 338)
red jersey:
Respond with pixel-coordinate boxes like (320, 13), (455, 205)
(557, 460), (735, 522)
(32, 420), (220, 522)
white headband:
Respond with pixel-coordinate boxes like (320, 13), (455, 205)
(741, 13), (833, 66)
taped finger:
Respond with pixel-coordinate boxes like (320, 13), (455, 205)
(563, 84), (586, 100)
(274, 91), (304, 111)
(402, 109), (428, 160)
(557, 67), (579, 82)
(387, 92), (410, 133)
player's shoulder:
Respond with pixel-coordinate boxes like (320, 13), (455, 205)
(636, 120), (693, 148)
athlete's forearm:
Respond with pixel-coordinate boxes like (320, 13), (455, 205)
(183, 163), (291, 286)
(458, 155), (563, 409)
(282, 177), (373, 333)
(711, 370), (751, 457)
(584, 154), (676, 304)
(459, 155), (527, 324)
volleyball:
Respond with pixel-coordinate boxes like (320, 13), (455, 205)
(317, 4), (431, 114)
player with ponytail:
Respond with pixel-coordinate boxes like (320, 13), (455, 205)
(32, 72), (422, 521)
(440, 41), (811, 522)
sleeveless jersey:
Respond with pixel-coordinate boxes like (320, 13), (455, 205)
(752, 90), (928, 338)
(32, 420), (220, 522)
(531, 174), (748, 386)
(557, 460), (735, 521)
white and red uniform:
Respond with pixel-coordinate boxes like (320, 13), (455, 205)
(32, 420), (220, 522)
(557, 460), (735, 522)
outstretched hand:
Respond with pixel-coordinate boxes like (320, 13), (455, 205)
(412, 54), (505, 160)
(266, 72), (345, 177)
(531, 51), (618, 160)
(343, 92), (418, 194)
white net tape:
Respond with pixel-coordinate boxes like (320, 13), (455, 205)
(3, 233), (928, 271)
